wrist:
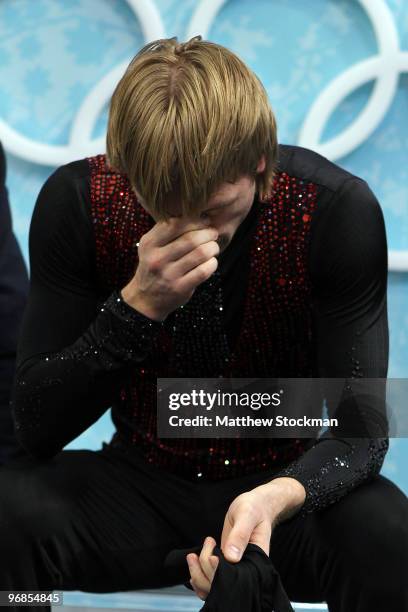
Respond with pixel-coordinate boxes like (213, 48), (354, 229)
(256, 477), (306, 521)
(120, 284), (167, 322)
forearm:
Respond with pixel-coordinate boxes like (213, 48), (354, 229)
(12, 289), (163, 459)
(261, 436), (388, 517)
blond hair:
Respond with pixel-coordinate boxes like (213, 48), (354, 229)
(106, 36), (278, 221)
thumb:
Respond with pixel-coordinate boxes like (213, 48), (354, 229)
(223, 519), (253, 562)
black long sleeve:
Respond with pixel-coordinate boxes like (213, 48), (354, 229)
(266, 176), (389, 513)
(11, 163), (164, 459)
(11, 148), (390, 514)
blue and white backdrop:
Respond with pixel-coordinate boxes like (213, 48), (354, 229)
(0, 0), (407, 494)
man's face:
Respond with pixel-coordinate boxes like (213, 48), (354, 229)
(135, 157), (266, 255)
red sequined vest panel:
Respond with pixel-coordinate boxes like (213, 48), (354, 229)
(88, 155), (318, 480)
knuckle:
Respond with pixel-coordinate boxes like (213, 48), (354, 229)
(241, 502), (258, 518)
(147, 253), (162, 273)
(184, 234), (197, 250)
(138, 234), (148, 248)
(196, 243), (209, 259)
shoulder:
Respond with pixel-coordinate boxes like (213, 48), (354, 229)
(277, 144), (385, 240)
(42, 157), (91, 192)
(277, 144), (359, 192)
(29, 158), (98, 283)
(308, 173), (387, 292)
(33, 158), (93, 228)
(30, 158), (96, 256)
(277, 144), (384, 233)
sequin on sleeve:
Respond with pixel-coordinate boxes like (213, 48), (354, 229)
(98, 289), (165, 364)
(271, 437), (389, 515)
(11, 289), (164, 458)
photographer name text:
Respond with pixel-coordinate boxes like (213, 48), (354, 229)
(168, 415), (338, 428)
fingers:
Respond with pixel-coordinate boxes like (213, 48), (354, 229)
(187, 553), (211, 600)
(139, 223), (219, 285)
(198, 537), (218, 582)
(210, 555), (219, 571)
(222, 514), (255, 562)
(152, 216), (212, 247)
(187, 536), (220, 601)
(176, 256), (219, 293)
(220, 512), (233, 558)
(161, 227), (219, 264)
(221, 511), (272, 562)
(167, 238), (220, 277)
(190, 581), (208, 601)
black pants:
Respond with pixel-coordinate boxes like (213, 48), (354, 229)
(0, 443), (407, 612)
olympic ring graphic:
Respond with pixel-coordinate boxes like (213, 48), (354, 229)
(0, 0), (165, 166)
(0, 0), (407, 269)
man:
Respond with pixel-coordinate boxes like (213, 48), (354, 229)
(1, 36), (407, 611)
(0, 141), (29, 464)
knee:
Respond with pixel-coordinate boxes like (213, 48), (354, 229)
(361, 510), (408, 577)
(0, 462), (68, 551)
(320, 476), (408, 584)
(343, 514), (408, 603)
